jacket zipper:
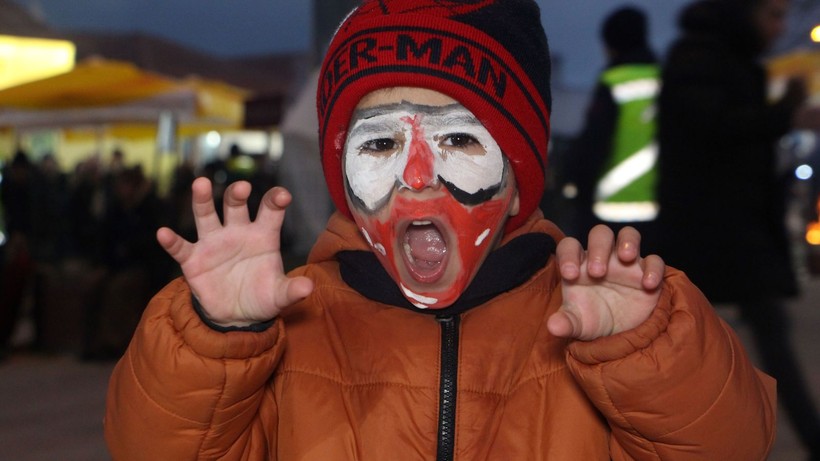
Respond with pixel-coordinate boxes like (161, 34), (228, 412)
(436, 315), (460, 461)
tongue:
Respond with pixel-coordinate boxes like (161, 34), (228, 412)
(406, 224), (446, 263)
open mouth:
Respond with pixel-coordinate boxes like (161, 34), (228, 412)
(402, 220), (448, 283)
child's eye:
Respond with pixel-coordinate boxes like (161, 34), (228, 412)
(440, 133), (485, 156)
(360, 138), (399, 154)
(442, 133), (479, 148)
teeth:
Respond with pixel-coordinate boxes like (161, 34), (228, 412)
(412, 220), (432, 226)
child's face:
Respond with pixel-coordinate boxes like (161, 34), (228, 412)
(343, 87), (520, 309)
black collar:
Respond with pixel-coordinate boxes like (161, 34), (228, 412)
(337, 233), (555, 318)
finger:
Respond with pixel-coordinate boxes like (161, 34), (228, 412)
(547, 310), (581, 339)
(156, 227), (193, 264)
(586, 225), (615, 278)
(255, 186), (292, 229)
(615, 226), (640, 263)
(222, 181), (253, 225)
(276, 275), (314, 308)
(555, 236), (583, 281)
(191, 177), (222, 236)
(641, 254), (665, 291)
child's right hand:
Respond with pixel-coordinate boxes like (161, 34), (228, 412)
(156, 177), (314, 327)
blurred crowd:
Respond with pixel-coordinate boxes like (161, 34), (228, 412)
(0, 145), (280, 362)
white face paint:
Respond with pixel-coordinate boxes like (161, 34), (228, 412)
(344, 102), (505, 211)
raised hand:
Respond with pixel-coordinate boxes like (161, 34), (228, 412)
(156, 177), (314, 327)
(547, 225), (665, 341)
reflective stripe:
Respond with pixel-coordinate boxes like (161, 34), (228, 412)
(611, 78), (660, 103)
(595, 143), (658, 200)
(597, 64), (661, 223)
(593, 201), (659, 222)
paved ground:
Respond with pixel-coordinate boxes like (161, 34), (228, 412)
(1, 273), (818, 461)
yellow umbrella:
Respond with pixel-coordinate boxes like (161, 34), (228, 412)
(0, 58), (179, 109)
(0, 58), (249, 130)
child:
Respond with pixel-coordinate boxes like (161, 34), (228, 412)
(104, 1), (775, 459)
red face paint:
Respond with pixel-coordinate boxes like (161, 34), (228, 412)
(401, 114), (436, 191)
(344, 92), (518, 308)
(351, 179), (516, 309)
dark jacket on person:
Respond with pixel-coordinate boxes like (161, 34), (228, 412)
(656, 0), (799, 303)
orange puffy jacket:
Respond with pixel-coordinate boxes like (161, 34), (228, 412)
(105, 212), (775, 460)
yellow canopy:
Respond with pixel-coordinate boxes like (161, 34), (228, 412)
(767, 49), (820, 102)
(0, 58), (178, 109)
(0, 58), (249, 130)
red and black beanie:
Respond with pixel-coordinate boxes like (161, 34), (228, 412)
(317, 0), (552, 232)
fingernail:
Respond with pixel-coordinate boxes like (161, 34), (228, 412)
(561, 263), (578, 278)
(589, 260), (605, 275)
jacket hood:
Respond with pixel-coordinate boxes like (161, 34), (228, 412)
(678, 0), (765, 57)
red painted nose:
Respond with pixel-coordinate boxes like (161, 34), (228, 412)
(402, 116), (435, 190)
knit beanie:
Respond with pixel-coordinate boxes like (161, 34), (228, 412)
(317, 0), (552, 232)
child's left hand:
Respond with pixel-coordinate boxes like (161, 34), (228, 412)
(548, 225), (665, 341)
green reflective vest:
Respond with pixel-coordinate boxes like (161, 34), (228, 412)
(594, 64), (660, 222)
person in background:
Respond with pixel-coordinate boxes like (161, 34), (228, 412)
(27, 153), (70, 352)
(83, 166), (171, 360)
(562, 5), (660, 250)
(67, 157), (106, 264)
(0, 150), (35, 358)
(655, 0), (820, 458)
(104, 1), (775, 459)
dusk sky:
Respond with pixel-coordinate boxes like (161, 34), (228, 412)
(10, 0), (699, 89)
(9, 0), (811, 88)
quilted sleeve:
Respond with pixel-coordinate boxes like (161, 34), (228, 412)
(104, 277), (285, 461)
(565, 269), (776, 461)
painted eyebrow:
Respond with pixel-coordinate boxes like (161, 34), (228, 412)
(349, 102), (482, 139)
(432, 111), (481, 129)
(351, 101), (464, 122)
(347, 118), (404, 140)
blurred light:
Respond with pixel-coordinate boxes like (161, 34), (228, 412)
(268, 130), (283, 162)
(812, 25), (820, 43)
(205, 131), (221, 148)
(229, 131), (269, 154)
(562, 183), (578, 199)
(0, 35), (75, 90)
(229, 155), (256, 174)
(795, 164), (814, 180)
(807, 222), (820, 245)
(0, 231), (6, 246)
(780, 130), (818, 159)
